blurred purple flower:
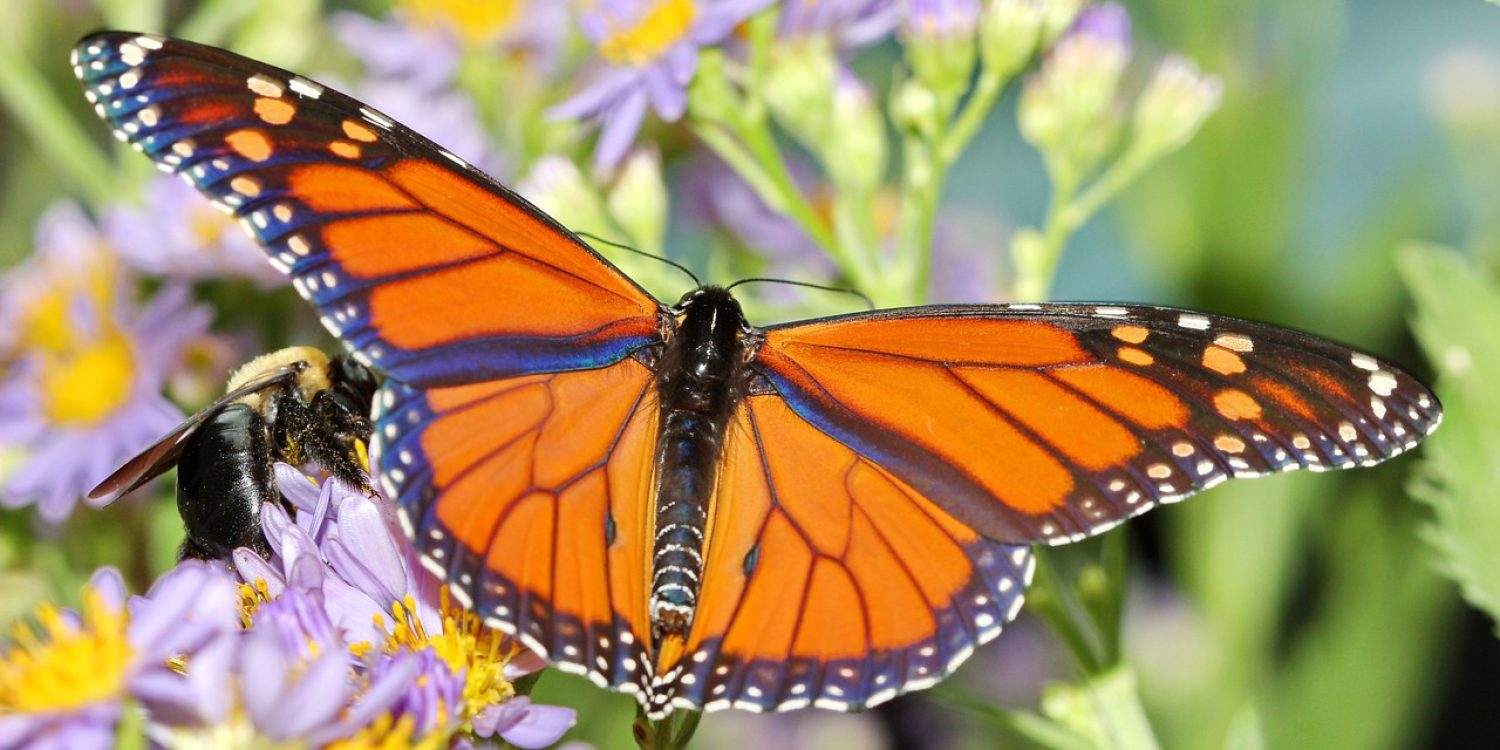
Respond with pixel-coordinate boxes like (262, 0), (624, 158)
(680, 155), (832, 274)
(0, 202), (211, 522)
(1069, 2), (1130, 46)
(101, 176), (284, 287)
(329, 12), (505, 175)
(779, 0), (898, 48)
(551, 0), (774, 169)
(899, 0), (980, 38)
(0, 565), (238, 750)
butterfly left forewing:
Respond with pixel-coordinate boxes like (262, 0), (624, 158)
(75, 32), (663, 388)
(752, 303), (1441, 545)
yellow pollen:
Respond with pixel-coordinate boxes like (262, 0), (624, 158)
(0, 590), (132, 712)
(40, 330), (136, 426)
(599, 0), (698, 65)
(377, 589), (519, 728)
(401, 0), (524, 45)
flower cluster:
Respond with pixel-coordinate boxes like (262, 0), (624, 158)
(0, 466), (573, 749)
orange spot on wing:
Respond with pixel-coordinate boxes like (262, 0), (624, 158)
(1214, 388), (1262, 420)
(1111, 325), (1149, 344)
(229, 176), (261, 197)
(1202, 345), (1246, 375)
(955, 368), (1140, 471)
(342, 119), (379, 142)
(1117, 346), (1154, 366)
(253, 96), (295, 124)
(329, 140), (362, 159)
(225, 129), (272, 162)
(1051, 364), (1189, 429)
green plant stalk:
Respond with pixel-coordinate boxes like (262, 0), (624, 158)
(0, 44), (114, 206)
(897, 65), (1014, 304)
(933, 686), (1097, 750)
(1029, 547), (1108, 673)
(633, 706), (702, 750)
(1016, 145), (1157, 300)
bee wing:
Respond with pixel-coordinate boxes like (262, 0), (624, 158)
(88, 367), (301, 502)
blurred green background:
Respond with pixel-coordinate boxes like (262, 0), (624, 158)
(2, 1), (1499, 748)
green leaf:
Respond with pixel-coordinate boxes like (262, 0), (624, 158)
(1041, 666), (1162, 750)
(1398, 243), (1500, 630)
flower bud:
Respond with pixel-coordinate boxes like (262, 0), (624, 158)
(981, 0), (1046, 77)
(608, 148), (669, 252)
(824, 74), (888, 193)
(892, 77), (943, 139)
(1131, 56), (1223, 159)
(1018, 4), (1130, 169)
(1037, 0), (1087, 44)
(763, 39), (839, 147)
(902, 0), (982, 98)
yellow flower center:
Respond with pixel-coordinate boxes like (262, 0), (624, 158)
(376, 589), (518, 727)
(327, 712), (447, 750)
(400, 0), (524, 45)
(599, 0), (698, 65)
(0, 590), (132, 713)
(39, 330), (136, 426)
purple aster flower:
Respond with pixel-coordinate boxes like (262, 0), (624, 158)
(779, 0), (898, 48)
(328, 12), (505, 175)
(0, 565), (239, 750)
(473, 696), (578, 748)
(0, 202), (211, 522)
(551, 0), (775, 170)
(101, 175), (284, 287)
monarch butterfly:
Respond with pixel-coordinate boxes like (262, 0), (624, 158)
(75, 32), (1441, 719)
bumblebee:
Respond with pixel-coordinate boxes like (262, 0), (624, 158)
(90, 346), (379, 560)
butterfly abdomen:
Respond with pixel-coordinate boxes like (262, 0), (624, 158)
(649, 288), (750, 644)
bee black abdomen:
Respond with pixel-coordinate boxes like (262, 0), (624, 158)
(177, 404), (274, 559)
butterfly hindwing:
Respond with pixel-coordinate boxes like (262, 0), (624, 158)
(371, 356), (660, 693)
(73, 32), (663, 387)
(658, 396), (1033, 714)
(753, 303), (1442, 545)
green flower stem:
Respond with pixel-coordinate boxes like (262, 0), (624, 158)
(899, 66), (1015, 305)
(1015, 145), (1158, 300)
(1027, 546), (1109, 673)
(941, 67), (1010, 167)
(933, 686), (1096, 750)
(633, 706), (701, 750)
(0, 44), (114, 206)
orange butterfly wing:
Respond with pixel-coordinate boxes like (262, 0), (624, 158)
(74, 32), (663, 387)
(651, 395), (1033, 714)
(752, 304), (1442, 544)
(373, 357), (659, 692)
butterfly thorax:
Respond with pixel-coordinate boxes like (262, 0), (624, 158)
(648, 287), (751, 647)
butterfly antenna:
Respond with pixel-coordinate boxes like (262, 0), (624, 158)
(725, 277), (876, 310)
(575, 231), (700, 287)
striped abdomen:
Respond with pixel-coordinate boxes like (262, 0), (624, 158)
(648, 288), (748, 642)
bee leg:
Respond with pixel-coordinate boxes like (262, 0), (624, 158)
(302, 390), (373, 492)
